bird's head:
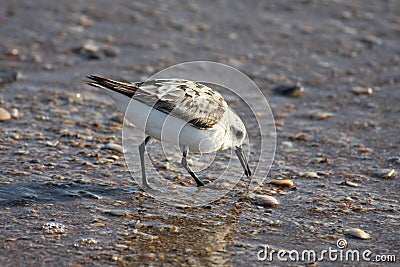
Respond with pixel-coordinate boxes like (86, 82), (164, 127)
(228, 110), (251, 178)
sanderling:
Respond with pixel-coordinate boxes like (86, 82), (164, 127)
(86, 75), (251, 187)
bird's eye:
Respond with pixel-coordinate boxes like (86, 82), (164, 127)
(231, 126), (243, 139)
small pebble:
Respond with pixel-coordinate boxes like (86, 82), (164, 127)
(73, 41), (120, 60)
(282, 141), (293, 148)
(290, 133), (310, 141)
(0, 70), (20, 85)
(161, 162), (170, 170)
(10, 48), (19, 56)
(109, 155), (120, 160)
(359, 147), (373, 153)
(277, 113), (288, 119)
(360, 35), (382, 46)
(132, 229), (159, 240)
(0, 108), (11, 121)
(389, 157), (400, 164)
(46, 140), (59, 147)
(16, 150), (30, 155)
(111, 255), (120, 261)
(10, 108), (19, 118)
(273, 85), (304, 97)
(76, 238), (99, 245)
(108, 209), (128, 216)
(229, 32), (238, 40)
(114, 244), (128, 250)
(314, 157), (329, 163)
(73, 41), (102, 60)
(344, 228), (371, 239)
(351, 86), (373, 95)
(341, 10), (352, 20)
(342, 180), (359, 187)
(299, 172), (320, 178)
(344, 196), (354, 202)
(103, 46), (121, 57)
(92, 222), (106, 227)
(82, 41), (98, 53)
(310, 112), (333, 120)
(79, 15), (94, 27)
(170, 225), (180, 232)
(270, 179), (294, 187)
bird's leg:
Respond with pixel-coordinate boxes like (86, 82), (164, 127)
(138, 136), (151, 187)
(181, 147), (205, 187)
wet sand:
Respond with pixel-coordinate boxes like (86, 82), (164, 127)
(0, 1), (399, 266)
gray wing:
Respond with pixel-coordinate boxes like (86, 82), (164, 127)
(87, 76), (227, 129)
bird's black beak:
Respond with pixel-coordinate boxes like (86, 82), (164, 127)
(235, 146), (251, 177)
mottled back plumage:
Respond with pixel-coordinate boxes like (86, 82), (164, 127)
(87, 75), (226, 129)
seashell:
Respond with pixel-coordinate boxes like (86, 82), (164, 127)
(102, 143), (125, 153)
(382, 169), (396, 179)
(270, 179), (294, 187)
(251, 194), (279, 207)
(375, 169), (397, 179)
(109, 155), (120, 160)
(344, 228), (370, 239)
(46, 140), (59, 147)
(0, 108), (11, 121)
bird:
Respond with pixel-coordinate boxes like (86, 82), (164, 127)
(86, 75), (251, 187)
